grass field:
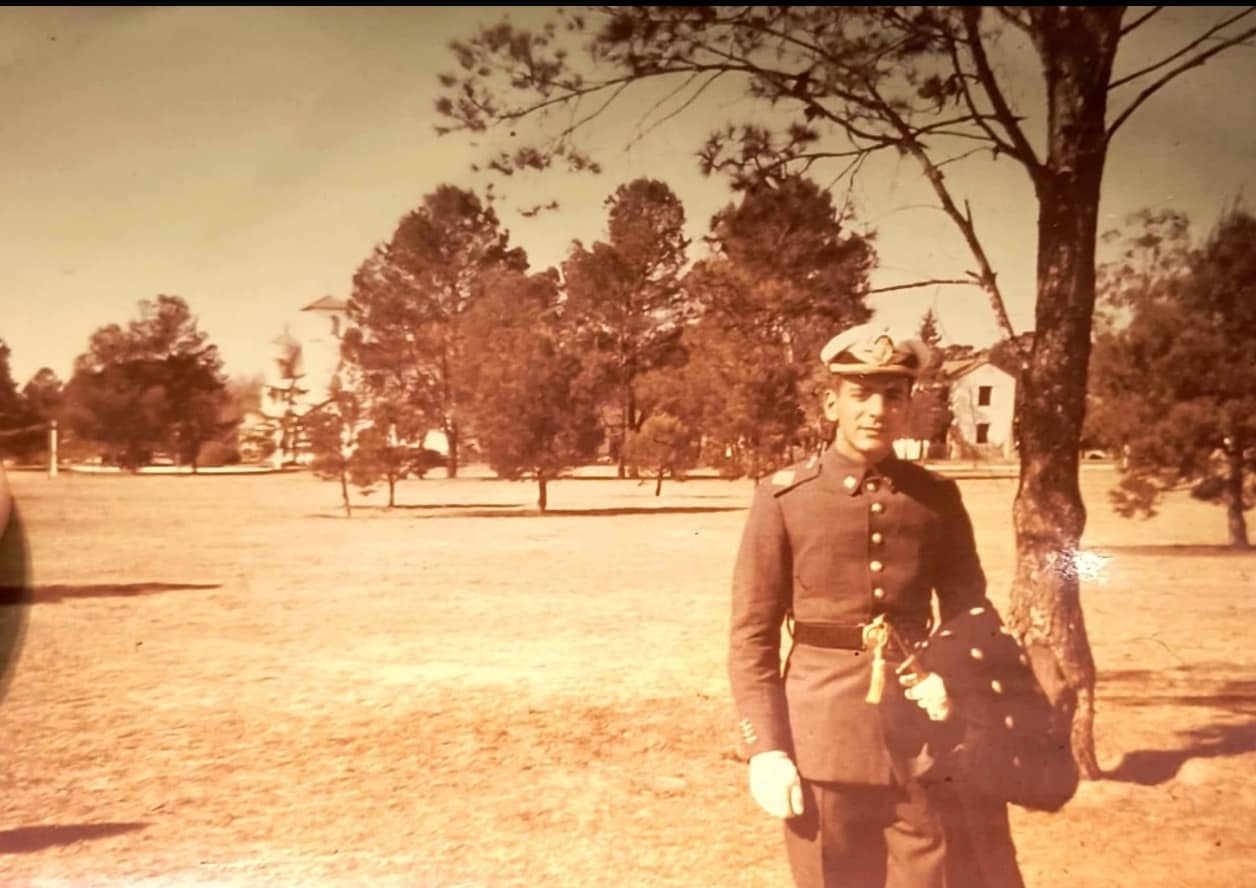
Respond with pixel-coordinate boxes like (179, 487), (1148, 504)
(0, 465), (1253, 886)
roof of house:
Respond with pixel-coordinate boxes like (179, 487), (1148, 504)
(940, 356), (987, 380)
(942, 355), (1021, 383)
(300, 295), (348, 312)
(986, 347), (1024, 377)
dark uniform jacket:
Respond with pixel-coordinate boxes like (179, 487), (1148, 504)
(728, 446), (986, 785)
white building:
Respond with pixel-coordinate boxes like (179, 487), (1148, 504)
(271, 295), (349, 405)
(249, 296), (349, 467)
(945, 357), (1018, 459)
(238, 294), (450, 467)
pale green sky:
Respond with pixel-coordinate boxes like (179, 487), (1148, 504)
(2, 7), (1253, 385)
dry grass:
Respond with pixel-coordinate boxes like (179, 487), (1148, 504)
(0, 465), (1252, 886)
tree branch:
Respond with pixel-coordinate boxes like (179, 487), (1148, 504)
(632, 70), (705, 131)
(936, 147), (991, 169)
(993, 7), (1033, 35)
(1108, 21), (1256, 142)
(913, 111), (1014, 140)
(960, 8), (1044, 179)
(626, 72), (725, 151)
(940, 43), (1022, 159)
(825, 150), (872, 210)
(859, 76), (1022, 347)
(1119, 6), (1165, 37)
(867, 278), (978, 295)
(478, 73), (642, 126)
(556, 81), (633, 141)
(1109, 7), (1255, 90)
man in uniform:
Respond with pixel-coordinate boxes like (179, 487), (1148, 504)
(728, 323), (992, 887)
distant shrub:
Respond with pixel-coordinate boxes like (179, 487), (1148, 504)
(197, 440), (238, 467)
(412, 448), (445, 478)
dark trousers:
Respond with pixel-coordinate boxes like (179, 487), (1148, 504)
(783, 780), (947, 888)
(926, 784), (1026, 888)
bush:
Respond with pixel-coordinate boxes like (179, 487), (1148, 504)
(197, 440), (238, 467)
(411, 447), (445, 478)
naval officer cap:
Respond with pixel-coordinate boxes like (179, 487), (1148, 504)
(820, 323), (932, 379)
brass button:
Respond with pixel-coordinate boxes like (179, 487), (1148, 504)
(870, 561), (884, 573)
(865, 480), (878, 493)
(873, 587), (885, 600)
(870, 502), (885, 514)
(871, 532), (884, 545)
(843, 475), (857, 490)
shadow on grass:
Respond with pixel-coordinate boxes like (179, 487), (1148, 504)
(359, 503), (525, 511)
(1101, 669), (1256, 785)
(541, 506), (744, 517)
(7, 582), (221, 605)
(309, 506), (744, 519)
(0, 821), (147, 854)
(1105, 718), (1256, 786)
(1101, 669), (1256, 711)
(930, 472), (1021, 481)
(1091, 544), (1256, 557)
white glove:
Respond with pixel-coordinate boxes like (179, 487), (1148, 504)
(748, 750), (805, 819)
(900, 672), (952, 721)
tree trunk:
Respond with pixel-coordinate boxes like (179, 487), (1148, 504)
(444, 418), (459, 479)
(538, 474), (548, 512)
(1008, 13), (1121, 782)
(442, 344), (459, 479)
(1226, 432), (1250, 549)
(618, 383), (630, 480)
(655, 469), (663, 496)
(340, 468), (352, 518)
(627, 389), (641, 479)
(388, 475), (396, 509)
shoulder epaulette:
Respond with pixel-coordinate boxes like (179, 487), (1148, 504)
(770, 454), (822, 497)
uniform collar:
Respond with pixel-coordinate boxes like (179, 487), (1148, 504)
(821, 445), (902, 496)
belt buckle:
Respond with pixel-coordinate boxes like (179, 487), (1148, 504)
(861, 614), (889, 651)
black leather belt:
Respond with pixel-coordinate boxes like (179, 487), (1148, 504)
(792, 622), (868, 650)
(792, 620), (927, 651)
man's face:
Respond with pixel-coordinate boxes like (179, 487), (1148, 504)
(824, 375), (913, 462)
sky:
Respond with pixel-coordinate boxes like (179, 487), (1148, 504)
(2, 7), (1254, 386)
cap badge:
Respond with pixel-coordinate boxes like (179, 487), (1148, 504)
(871, 335), (895, 366)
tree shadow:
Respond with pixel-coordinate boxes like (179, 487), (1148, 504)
(1090, 544), (1256, 557)
(309, 506), (744, 520)
(5, 582), (222, 605)
(1100, 668), (1256, 713)
(1101, 668), (1256, 785)
(359, 503), (525, 512)
(932, 471), (1020, 481)
(1105, 718), (1256, 786)
(541, 507), (744, 517)
(0, 821), (147, 854)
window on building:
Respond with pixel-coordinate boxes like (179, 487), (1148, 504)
(976, 423), (990, 444)
(331, 315), (341, 338)
(977, 385), (992, 406)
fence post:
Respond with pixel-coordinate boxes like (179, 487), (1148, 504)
(47, 420), (58, 478)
